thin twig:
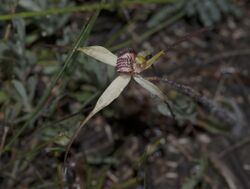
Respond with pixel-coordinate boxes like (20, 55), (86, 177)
(0, 127), (9, 158)
(167, 135), (194, 161)
(145, 76), (237, 127)
(209, 153), (241, 189)
(165, 27), (210, 51)
(219, 136), (250, 158)
(161, 49), (250, 76)
(109, 11), (185, 51)
(164, 100), (176, 119)
(204, 49), (250, 65)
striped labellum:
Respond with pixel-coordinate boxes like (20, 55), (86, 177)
(116, 48), (136, 73)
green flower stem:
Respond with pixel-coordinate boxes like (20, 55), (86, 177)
(0, 0), (177, 21)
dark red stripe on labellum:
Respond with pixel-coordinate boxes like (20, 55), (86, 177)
(116, 48), (136, 73)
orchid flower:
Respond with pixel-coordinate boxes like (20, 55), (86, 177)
(77, 46), (169, 125)
(65, 46), (171, 159)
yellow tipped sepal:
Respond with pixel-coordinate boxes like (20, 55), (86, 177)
(144, 50), (165, 70)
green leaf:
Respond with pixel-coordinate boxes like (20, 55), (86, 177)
(12, 80), (31, 111)
(0, 91), (9, 103)
(181, 157), (207, 189)
(207, 0), (221, 23)
(216, 0), (230, 13)
(147, 2), (185, 27)
(18, 0), (42, 11)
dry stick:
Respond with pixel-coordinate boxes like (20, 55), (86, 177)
(167, 135), (194, 161)
(145, 76), (237, 127)
(219, 136), (250, 158)
(190, 49), (250, 74)
(151, 28), (210, 119)
(0, 127), (9, 158)
(149, 28), (210, 77)
(163, 99), (175, 119)
(165, 27), (210, 51)
(209, 153), (240, 189)
(204, 49), (250, 65)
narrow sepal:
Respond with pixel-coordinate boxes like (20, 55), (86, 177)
(134, 75), (165, 100)
(144, 50), (165, 70)
(78, 46), (117, 66)
(65, 75), (131, 161)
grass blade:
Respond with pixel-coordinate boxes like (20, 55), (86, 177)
(0, 0), (177, 21)
(4, 9), (101, 151)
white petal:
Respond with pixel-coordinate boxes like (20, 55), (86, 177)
(65, 75), (131, 161)
(134, 75), (165, 100)
(78, 46), (117, 66)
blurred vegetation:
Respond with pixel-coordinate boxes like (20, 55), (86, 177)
(1, 0), (249, 189)
(148, 0), (242, 27)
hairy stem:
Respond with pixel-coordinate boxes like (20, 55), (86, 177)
(146, 76), (237, 127)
